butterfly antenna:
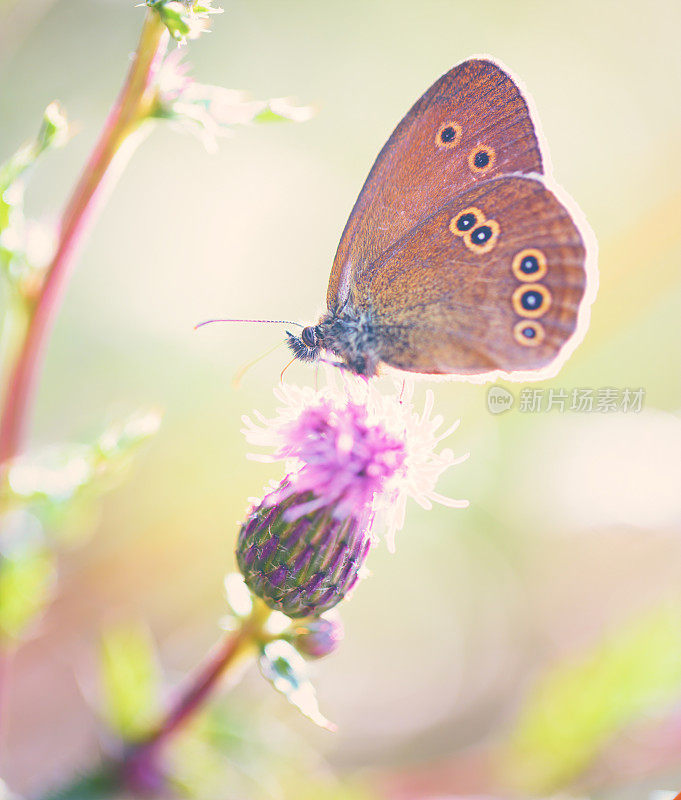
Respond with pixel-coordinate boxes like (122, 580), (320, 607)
(279, 355), (297, 383)
(232, 341), (285, 389)
(194, 318), (304, 330)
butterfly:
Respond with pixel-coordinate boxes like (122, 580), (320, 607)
(287, 57), (597, 382)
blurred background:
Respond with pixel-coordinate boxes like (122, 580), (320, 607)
(1, 0), (680, 798)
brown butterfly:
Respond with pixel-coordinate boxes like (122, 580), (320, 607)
(287, 56), (598, 382)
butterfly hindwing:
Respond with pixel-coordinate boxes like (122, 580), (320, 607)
(327, 58), (545, 311)
(350, 175), (591, 378)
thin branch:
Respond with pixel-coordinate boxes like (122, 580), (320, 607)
(119, 603), (269, 793)
(0, 10), (168, 471)
(36, 605), (270, 799)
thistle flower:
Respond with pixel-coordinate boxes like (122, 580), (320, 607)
(236, 374), (467, 618)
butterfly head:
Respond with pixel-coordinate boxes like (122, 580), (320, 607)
(287, 310), (381, 377)
(286, 325), (322, 363)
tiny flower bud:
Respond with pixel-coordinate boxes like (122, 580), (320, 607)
(37, 102), (69, 152)
(147, 0), (223, 45)
(291, 613), (344, 659)
(237, 489), (370, 618)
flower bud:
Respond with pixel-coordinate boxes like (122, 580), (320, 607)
(291, 613), (344, 659)
(236, 489), (370, 618)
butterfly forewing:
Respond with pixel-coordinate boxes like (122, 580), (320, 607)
(353, 176), (588, 376)
(327, 59), (544, 311)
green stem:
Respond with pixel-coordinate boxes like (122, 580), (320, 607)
(32, 768), (120, 800)
(0, 9), (168, 478)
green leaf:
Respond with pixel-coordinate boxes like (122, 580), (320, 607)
(500, 604), (681, 793)
(289, 780), (380, 800)
(5, 409), (161, 545)
(0, 102), (68, 230)
(31, 768), (119, 800)
(0, 544), (55, 643)
(1, 102), (68, 294)
(153, 52), (314, 153)
(259, 640), (335, 731)
(93, 409), (162, 464)
(36, 101), (70, 153)
(0, 102), (68, 201)
(99, 623), (161, 741)
(253, 98), (315, 125)
(147, 0), (223, 45)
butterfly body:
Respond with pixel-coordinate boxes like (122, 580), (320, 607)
(295, 308), (383, 377)
(288, 57), (597, 381)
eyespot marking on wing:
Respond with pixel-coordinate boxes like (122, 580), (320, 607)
(449, 206), (484, 236)
(437, 122), (463, 149)
(464, 219), (500, 254)
(512, 283), (552, 318)
(513, 319), (545, 347)
(512, 248), (547, 282)
(468, 144), (495, 174)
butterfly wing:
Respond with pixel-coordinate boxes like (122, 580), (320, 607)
(350, 175), (595, 379)
(327, 58), (545, 311)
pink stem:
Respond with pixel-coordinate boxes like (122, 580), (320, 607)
(0, 649), (10, 768)
(121, 608), (267, 791)
(154, 628), (252, 746)
(0, 10), (168, 470)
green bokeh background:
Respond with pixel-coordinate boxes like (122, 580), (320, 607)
(1, 0), (680, 797)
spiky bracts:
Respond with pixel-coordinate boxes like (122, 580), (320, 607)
(237, 490), (370, 618)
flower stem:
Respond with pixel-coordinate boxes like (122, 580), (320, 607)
(0, 648), (10, 769)
(119, 601), (271, 793)
(0, 9), (168, 473)
(33, 603), (271, 800)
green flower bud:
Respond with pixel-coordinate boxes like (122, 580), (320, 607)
(236, 490), (370, 619)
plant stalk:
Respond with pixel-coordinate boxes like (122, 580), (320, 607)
(34, 604), (270, 800)
(0, 10), (168, 473)
(0, 648), (10, 768)
(120, 601), (270, 793)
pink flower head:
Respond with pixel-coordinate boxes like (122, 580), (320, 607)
(242, 372), (468, 550)
(266, 399), (406, 522)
